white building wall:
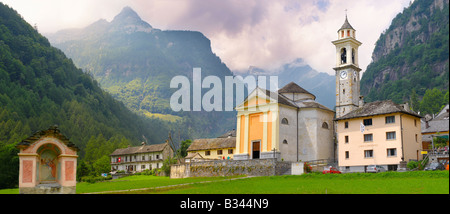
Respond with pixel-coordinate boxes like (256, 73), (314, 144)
(297, 108), (335, 162)
(278, 106), (299, 162)
(276, 105), (335, 163)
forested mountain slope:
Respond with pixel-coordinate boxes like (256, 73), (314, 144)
(361, 0), (449, 115)
(0, 3), (171, 188)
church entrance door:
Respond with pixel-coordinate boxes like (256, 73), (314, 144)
(252, 141), (260, 159)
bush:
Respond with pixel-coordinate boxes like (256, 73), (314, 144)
(134, 169), (155, 176)
(407, 161), (419, 170)
(81, 175), (112, 183)
(161, 157), (178, 176)
(304, 162), (312, 173)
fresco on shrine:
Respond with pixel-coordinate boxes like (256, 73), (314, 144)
(38, 144), (61, 182)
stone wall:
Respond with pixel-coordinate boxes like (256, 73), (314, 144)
(20, 183), (76, 194)
(170, 159), (292, 178)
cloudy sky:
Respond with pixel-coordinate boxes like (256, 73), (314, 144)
(1, 0), (411, 75)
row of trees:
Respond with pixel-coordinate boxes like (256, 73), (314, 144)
(409, 88), (449, 116)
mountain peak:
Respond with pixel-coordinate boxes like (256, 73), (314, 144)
(113, 6), (141, 22)
(111, 6), (153, 33)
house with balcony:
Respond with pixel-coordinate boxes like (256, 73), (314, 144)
(110, 142), (174, 173)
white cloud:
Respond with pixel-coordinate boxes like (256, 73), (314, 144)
(1, 0), (411, 75)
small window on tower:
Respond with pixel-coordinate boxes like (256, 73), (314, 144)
(341, 31), (344, 38)
(281, 118), (289, 125)
(347, 30), (350, 37)
(341, 48), (347, 64)
(352, 48), (355, 64)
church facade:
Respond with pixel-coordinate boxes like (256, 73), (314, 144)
(233, 82), (335, 162)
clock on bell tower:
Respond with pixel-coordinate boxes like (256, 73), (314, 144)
(332, 14), (362, 118)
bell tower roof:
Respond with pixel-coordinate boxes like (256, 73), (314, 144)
(338, 15), (354, 31)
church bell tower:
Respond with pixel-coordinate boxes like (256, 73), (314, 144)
(332, 14), (362, 118)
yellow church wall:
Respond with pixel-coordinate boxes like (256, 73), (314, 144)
(249, 113), (264, 152)
(239, 115), (245, 153)
(267, 111), (272, 151)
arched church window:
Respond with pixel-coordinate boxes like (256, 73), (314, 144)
(283, 140), (288, 144)
(281, 118), (289, 125)
(340, 48), (347, 64)
(322, 122), (329, 129)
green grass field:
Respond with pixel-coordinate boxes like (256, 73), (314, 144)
(0, 171), (448, 194)
(130, 171), (449, 194)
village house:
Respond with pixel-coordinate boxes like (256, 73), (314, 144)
(333, 16), (423, 172)
(421, 104), (449, 150)
(233, 81), (335, 162)
(110, 142), (174, 173)
(186, 130), (236, 162)
(421, 104), (449, 163)
(335, 101), (422, 172)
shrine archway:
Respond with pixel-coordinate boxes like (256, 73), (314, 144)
(37, 143), (61, 183)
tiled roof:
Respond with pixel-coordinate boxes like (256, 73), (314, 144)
(339, 16), (354, 31)
(296, 100), (333, 112)
(187, 137), (236, 151)
(242, 85), (332, 112)
(16, 126), (78, 151)
(217, 129), (236, 138)
(278, 82), (316, 99)
(421, 119), (449, 134)
(110, 142), (169, 156)
(261, 87), (299, 108)
(336, 100), (421, 120)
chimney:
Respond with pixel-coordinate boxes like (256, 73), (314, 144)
(403, 103), (409, 111)
(359, 96), (364, 107)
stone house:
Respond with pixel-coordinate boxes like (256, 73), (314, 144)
(110, 142), (173, 173)
(186, 130), (236, 161)
(421, 104), (449, 151)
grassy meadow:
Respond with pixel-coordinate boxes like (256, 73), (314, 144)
(0, 171), (448, 194)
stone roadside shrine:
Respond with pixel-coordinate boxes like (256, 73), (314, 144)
(16, 126), (78, 194)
